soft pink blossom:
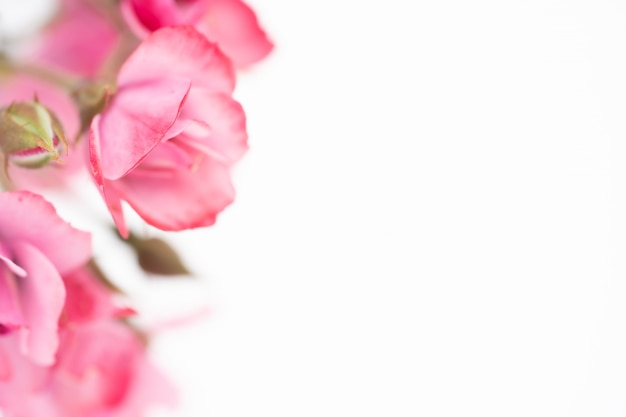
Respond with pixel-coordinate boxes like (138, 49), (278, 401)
(90, 26), (247, 237)
(0, 321), (176, 417)
(0, 191), (91, 365)
(31, 0), (119, 78)
(61, 266), (126, 325)
(122, 0), (273, 67)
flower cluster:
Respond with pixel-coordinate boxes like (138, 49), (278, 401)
(0, 0), (272, 416)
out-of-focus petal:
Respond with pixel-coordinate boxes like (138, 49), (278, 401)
(53, 321), (175, 416)
(62, 267), (118, 324)
(0, 266), (25, 331)
(122, 0), (210, 32)
(0, 334), (50, 414)
(13, 242), (65, 366)
(196, 0), (274, 67)
(0, 191), (91, 275)
(32, 0), (119, 77)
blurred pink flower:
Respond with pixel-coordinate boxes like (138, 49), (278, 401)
(61, 266), (126, 325)
(31, 0), (119, 78)
(122, 0), (274, 67)
(0, 320), (175, 417)
(90, 26), (247, 237)
(0, 191), (91, 366)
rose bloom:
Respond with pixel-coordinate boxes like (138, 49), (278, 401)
(0, 320), (175, 417)
(90, 26), (247, 237)
(31, 0), (120, 78)
(0, 191), (90, 365)
(121, 0), (273, 67)
(61, 265), (128, 326)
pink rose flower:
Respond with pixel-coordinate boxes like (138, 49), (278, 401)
(122, 0), (274, 67)
(89, 26), (247, 237)
(0, 191), (91, 365)
(61, 266), (126, 325)
(0, 320), (176, 417)
(31, 0), (120, 78)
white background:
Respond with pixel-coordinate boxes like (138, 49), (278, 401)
(3, 0), (626, 416)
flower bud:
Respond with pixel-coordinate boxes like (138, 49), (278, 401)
(0, 100), (67, 168)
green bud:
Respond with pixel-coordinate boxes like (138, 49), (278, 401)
(0, 100), (67, 168)
(134, 237), (191, 276)
(115, 228), (192, 276)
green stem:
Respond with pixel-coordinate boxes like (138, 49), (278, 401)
(0, 56), (83, 90)
(0, 154), (13, 191)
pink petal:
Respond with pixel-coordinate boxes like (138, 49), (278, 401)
(162, 118), (192, 141)
(0, 191), (91, 275)
(124, 0), (180, 31)
(13, 242), (65, 366)
(94, 77), (190, 180)
(54, 321), (175, 416)
(111, 349), (178, 417)
(122, 0), (210, 33)
(101, 185), (130, 239)
(88, 115), (105, 186)
(32, 0), (119, 77)
(62, 267), (118, 324)
(118, 26), (235, 94)
(0, 334), (50, 412)
(0, 266), (25, 331)
(89, 118), (130, 237)
(180, 89), (248, 164)
(0, 347), (11, 382)
(196, 0), (274, 67)
(0, 255), (27, 278)
(54, 323), (133, 414)
(112, 143), (235, 231)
